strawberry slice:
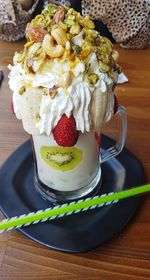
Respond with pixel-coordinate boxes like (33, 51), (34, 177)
(114, 95), (119, 114)
(52, 114), (79, 147)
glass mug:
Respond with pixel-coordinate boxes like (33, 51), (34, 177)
(32, 106), (127, 203)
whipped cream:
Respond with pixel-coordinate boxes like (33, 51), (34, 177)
(8, 52), (119, 136)
(36, 81), (92, 135)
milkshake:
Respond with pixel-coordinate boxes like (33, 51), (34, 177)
(8, 5), (126, 201)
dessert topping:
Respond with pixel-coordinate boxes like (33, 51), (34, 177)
(8, 5), (126, 136)
(13, 5), (119, 78)
(26, 26), (49, 42)
(54, 7), (65, 23)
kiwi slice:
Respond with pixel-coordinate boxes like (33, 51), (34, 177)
(40, 146), (83, 172)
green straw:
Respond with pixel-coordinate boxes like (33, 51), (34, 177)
(0, 184), (150, 233)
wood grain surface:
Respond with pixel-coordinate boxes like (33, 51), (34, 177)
(0, 40), (150, 280)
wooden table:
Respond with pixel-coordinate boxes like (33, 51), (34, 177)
(0, 40), (150, 280)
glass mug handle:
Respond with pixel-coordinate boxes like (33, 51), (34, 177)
(101, 106), (127, 163)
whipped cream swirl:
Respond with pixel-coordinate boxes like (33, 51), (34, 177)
(37, 80), (92, 135)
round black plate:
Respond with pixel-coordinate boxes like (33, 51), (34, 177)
(0, 135), (144, 253)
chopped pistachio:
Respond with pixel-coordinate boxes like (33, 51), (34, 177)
(67, 15), (76, 21)
(23, 43), (45, 71)
(59, 21), (68, 30)
(76, 12), (82, 21)
(28, 14), (52, 29)
(19, 86), (26, 95)
(95, 48), (101, 59)
(82, 28), (92, 42)
(92, 36), (101, 46)
(96, 43), (112, 66)
(49, 89), (58, 99)
(79, 17), (95, 29)
(87, 73), (99, 86)
(102, 54), (110, 65)
(29, 14), (41, 26)
(33, 14), (41, 21)
(82, 27), (90, 35)
(67, 8), (74, 15)
(42, 5), (58, 15)
(36, 114), (41, 122)
(73, 45), (81, 55)
(66, 33), (73, 41)
(62, 5), (69, 12)
(90, 30), (98, 38)
(70, 23), (81, 35)
(99, 62), (109, 73)
(64, 18), (75, 26)
(80, 40), (92, 58)
(100, 37), (113, 48)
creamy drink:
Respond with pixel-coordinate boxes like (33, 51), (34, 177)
(8, 5), (126, 201)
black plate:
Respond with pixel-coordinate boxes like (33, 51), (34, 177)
(0, 135), (145, 253)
